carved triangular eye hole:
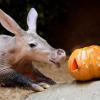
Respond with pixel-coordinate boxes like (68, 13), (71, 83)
(71, 58), (79, 71)
(29, 43), (36, 48)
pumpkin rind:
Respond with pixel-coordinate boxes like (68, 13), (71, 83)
(68, 45), (100, 81)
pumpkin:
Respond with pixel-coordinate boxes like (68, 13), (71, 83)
(68, 45), (100, 81)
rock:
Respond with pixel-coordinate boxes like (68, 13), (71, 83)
(26, 80), (100, 100)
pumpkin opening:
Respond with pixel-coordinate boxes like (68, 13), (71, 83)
(71, 58), (79, 71)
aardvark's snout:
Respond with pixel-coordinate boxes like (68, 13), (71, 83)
(49, 49), (66, 65)
(57, 49), (66, 58)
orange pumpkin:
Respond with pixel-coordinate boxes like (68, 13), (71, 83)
(68, 45), (100, 81)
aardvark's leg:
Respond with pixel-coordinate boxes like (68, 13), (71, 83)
(0, 68), (49, 92)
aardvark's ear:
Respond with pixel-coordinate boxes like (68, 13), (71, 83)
(27, 8), (38, 33)
(0, 9), (24, 36)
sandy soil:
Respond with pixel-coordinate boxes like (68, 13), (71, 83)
(0, 87), (33, 100)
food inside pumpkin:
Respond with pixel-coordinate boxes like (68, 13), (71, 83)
(71, 58), (79, 71)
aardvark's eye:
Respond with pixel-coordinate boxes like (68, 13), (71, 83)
(29, 43), (36, 48)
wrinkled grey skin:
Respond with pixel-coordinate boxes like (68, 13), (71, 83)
(0, 8), (66, 92)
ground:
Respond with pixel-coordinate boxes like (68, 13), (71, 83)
(26, 80), (100, 100)
(1, 79), (100, 100)
(0, 87), (33, 100)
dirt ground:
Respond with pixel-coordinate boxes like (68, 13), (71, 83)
(0, 87), (33, 100)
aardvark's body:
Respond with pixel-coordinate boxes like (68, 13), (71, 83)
(0, 8), (66, 92)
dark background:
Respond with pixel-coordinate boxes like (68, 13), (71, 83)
(0, 0), (100, 54)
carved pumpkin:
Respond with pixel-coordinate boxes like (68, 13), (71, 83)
(68, 45), (100, 81)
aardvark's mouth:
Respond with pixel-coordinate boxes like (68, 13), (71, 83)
(49, 55), (67, 68)
(49, 59), (61, 68)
